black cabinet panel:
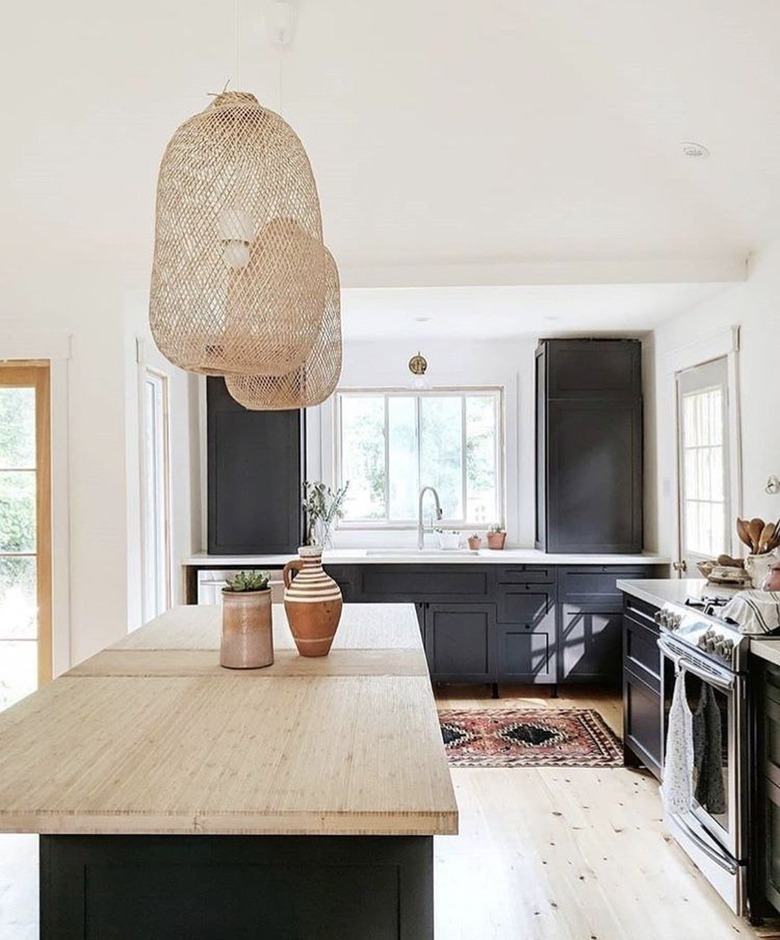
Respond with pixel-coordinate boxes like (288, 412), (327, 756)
(558, 566), (650, 608)
(207, 377), (303, 554)
(547, 400), (642, 553)
(497, 625), (555, 683)
(560, 605), (622, 683)
(359, 566), (489, 601)
(496, 585), (554, 627)
(536, 339), (643, 553)
(622, 670), (663, 779)
(425, 604), (495, 681)
(624, 612), (661, 686)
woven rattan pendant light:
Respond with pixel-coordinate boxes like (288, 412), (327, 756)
(225, 247), (342, 410)
(149, 91), (327, 376)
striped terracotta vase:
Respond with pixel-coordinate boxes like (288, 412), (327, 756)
(282, 546), (343, 657)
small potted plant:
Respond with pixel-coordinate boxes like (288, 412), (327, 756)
(486, 523), (506, 550)
(467, 533), (482, 550)
(221, 570), (273, 669)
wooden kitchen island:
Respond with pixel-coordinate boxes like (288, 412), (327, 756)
(0, 604), (458, 939)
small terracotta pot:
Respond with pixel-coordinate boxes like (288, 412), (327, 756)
(467, 536), (482, 550)
(283, 546), (343, 657)
(487, 531), (506, 550)
(220, 589), (273, 669)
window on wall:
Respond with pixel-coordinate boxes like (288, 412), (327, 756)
(335, 389), (503, 526)
(140, 368), (171, 621)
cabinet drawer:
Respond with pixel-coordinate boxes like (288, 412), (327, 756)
(359, 565), (489, 601)
(496, 566), (555, 585)
(559, 566), (651, 608)
(496, 586), (554, 626)
(623, 613), (661, 688)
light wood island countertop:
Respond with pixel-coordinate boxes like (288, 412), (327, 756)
(0, 604), (458, 838)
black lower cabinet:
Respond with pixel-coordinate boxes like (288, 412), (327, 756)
(497, 624), (556, 683)
(621, 595), (663, 780)
(40, 834), (432, 940)
(424, 604), (495, 682)
(749, 659), (780, 920)
(560, 606), (622, 683)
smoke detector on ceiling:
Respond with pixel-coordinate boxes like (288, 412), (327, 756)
(680, 141), (711, 159)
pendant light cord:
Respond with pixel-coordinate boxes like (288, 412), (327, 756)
(235, 0), (241, 89)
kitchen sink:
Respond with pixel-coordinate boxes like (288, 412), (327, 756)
(364, 548), (479, 556)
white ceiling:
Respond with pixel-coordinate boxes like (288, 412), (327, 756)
(4, 0), (779, 335)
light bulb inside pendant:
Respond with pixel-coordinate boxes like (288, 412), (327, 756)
(219, 208), (255, 270)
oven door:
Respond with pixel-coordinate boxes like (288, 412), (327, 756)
(658, 633), (744, 862)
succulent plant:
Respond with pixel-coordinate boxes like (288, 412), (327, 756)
(222, 570), (271, 593)
(487, 522), (505, 534)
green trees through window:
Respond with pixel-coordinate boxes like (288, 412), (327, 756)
(337, 389), (502, 526)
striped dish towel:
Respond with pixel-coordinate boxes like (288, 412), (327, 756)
(720, 590), (780, 634)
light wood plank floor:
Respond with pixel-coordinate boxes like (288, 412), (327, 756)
(1, 685), (778, 939)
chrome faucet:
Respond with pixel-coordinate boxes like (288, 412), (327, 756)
(417, 486), (443, 550)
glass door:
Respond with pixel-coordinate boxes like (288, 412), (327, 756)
(0, 363), (51, 709)
(676, 357), (731, 577)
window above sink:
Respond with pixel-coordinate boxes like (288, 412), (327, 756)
(334, 387), (504, 531)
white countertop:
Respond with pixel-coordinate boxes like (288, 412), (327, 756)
(616, 578), (738, 609)
(185, 549), (670, 567)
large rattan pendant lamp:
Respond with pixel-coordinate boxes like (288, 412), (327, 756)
(225, 246), (342, 410)
(149, 91), (328, 377)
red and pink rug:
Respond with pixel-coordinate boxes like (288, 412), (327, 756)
(438, 708), (623, 768)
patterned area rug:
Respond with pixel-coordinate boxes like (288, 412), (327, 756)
(438, 708), (623, 768)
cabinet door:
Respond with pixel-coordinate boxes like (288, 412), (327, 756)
(623, 670), (662, 780)
(764, 779), (780, 912)
(425, 604), (495, 682)
(547, 399), (642, 553)
(559, 605), (622, 684)
(207, 377), (303, 554)
(497, 623), (556, 684)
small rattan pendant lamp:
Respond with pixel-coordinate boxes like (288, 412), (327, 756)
(225, 247), (342, 410)
(149, 91), (327, 377)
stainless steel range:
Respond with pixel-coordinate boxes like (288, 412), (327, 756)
(654, 595), (758, 915)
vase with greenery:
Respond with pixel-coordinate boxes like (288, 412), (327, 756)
(302, 481), (349, 548)
(220, 570), (273, 669)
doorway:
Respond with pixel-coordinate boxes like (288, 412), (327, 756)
(675, 357), (732, 578)
(0, 362), (51, 709)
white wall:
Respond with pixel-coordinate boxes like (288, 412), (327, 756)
(307, 335), (564, 549)
(652, 238), (780, 561)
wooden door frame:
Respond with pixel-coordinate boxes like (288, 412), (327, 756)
(0, 360), (52, 685)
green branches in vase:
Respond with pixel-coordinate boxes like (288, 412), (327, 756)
(302, 481), (349, 547)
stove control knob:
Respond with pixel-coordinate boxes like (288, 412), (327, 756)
(715, 642), (728, 658)
(654, 611), (664, 625)
(706, 637), (718, 652)
(672, 614), (682, 630)
(697, 635), (708, 650)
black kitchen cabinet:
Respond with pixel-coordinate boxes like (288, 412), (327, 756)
(535, 339), (643, 554)
(497, 623), (556, 683)
(622, 594), (663, 780)
(207, 377), (304, 555)
(425, 604), (495, 682)
(559, 565), (648, 684)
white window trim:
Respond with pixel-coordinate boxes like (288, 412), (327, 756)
(139, 365), (173, 621)
(665, 325), (742, 561)
(333, 386), (505, 530)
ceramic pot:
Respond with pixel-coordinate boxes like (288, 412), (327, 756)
(763, 563), (780, 593)
(283, 546), (343, 657)
(487, 531), (506, 550)
(220, 589), (273, 669)
(745, 551), (778, 589)
(467, 536), (481, 550)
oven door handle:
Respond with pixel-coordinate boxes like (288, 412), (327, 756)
(669, 813), (739, 875)
(657, 635), (736, 691)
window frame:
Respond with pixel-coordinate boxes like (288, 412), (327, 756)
(139, 366), (172, 621)
(333, 386), (505, 530)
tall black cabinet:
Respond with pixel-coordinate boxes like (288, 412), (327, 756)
(207, 377), (304, 554)
(535, 338), (643, 554)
